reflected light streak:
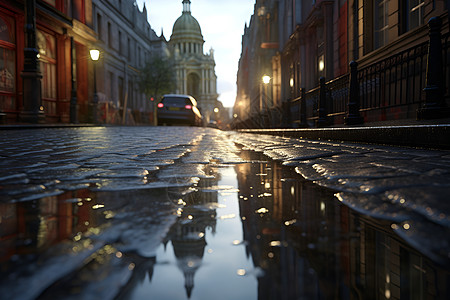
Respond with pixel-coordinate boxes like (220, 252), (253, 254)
(237, 269), (246, 276)
(219, 214), (236, 220)
(284, 219), (297, 226)
(256, 208), (269, 214)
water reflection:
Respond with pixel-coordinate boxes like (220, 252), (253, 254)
(160, 167), (219, 298)
(237, 150), (450, 300)
(1, 153), (449, 299)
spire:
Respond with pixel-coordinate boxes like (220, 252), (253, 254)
(182, 0), (191, 13)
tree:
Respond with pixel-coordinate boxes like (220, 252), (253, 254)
(138, 55), (176, 101)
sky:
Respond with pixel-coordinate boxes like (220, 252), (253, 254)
(136, 0), (256, 108)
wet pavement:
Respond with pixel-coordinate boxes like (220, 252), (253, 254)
(0, 126), (449, 299)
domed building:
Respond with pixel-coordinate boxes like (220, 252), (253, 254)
(169, 0), (218, 122)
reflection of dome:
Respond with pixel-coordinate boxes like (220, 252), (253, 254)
(170, 0), (204, 44)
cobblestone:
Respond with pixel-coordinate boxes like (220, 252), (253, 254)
(232, 132), (450, 264)
(1, 126), (450, 265)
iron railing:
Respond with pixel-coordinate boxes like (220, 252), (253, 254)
(233, 17), (450, 129)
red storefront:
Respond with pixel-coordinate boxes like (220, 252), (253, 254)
(0, 0), (95, 124)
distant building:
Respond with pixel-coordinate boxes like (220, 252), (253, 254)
(168, 0), (219, 123)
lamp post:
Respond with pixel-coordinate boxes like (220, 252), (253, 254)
(262, 75), (271, 110)
(90, 49), (100, 124)
(20, 0), (44, 123)
(262, 75), (271, 127)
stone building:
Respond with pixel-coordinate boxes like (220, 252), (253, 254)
(92, 0), (168, 124)
(234, 0), (450, 128)
(0, 0), (166, 124)
(169, 0), (218, 123)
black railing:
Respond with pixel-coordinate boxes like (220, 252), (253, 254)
(233, 16), (450, 130)
(359, 42), (428, 112)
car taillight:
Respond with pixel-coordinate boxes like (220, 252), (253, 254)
(185, 105), (192, 110)
(157, 103), (164, 108)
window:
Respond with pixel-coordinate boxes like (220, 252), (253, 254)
(374, 0), (389, 49)
(118, 30), (122, 54)
(37, 29), (57, 116)
(0, 13), (16, 112)
(73, 0), (86, 24)
(107, 22), (112, 47)
(406, 0), (425, 31)
(128, 37), (131, 59)
(42, 0), (69, 14)
(138, 46), (141, 65)
(97, 13), (102, 41)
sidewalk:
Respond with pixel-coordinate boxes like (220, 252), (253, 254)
(2, 119), (450, 149)
(238, 119), (450, 149)
(0, 123), (101, 130)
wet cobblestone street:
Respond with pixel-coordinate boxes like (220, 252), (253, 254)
(1, 126), (449, 299)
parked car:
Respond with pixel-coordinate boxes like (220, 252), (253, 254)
(157, 94), (203, 126)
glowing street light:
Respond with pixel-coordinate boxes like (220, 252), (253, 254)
(90, 49), (100, 61)
(262, 75), (271, 85)
(214, 107), (219, 113)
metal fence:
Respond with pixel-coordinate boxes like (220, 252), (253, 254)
(287, 29), (449, 127)
(359, 42), (429, 112)
(233, 18), (450, 129)
(288, 39), (431, 127)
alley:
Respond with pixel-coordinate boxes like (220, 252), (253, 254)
(0, 126), (449, 299)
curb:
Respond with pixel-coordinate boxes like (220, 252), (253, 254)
(0, 124), (103, 130)
(238, 125), (450, 149)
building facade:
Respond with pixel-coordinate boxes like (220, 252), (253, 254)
(0, 0), (166, 125)
(0, 0), (96, 124)
(234, 0), (450, 128)
(92, 0), (168, 124)
(168, 0), (218, 123)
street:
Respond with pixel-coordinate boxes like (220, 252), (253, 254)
(1, 126), (449, 299)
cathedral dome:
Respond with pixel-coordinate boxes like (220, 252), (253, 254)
(170, 0), (204, 44)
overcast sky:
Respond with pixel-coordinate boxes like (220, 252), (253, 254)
(136, 0), (256, 107)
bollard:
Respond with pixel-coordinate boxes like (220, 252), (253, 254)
(344, 61), (364, 125)
(316, 77), (328, 127)
(417, 16), (450, 119)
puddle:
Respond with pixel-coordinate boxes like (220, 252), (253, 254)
(0, 151), (449, 300)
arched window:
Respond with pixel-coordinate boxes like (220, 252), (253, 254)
(187, 73), (200, 100)
(37, 29), (57, 116)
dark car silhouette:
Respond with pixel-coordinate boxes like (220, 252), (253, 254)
(157, 94), (203, 126)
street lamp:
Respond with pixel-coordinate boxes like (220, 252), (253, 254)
(262, 75), (271, 110)
(90, 49), (100, 124)
(259, 75), (271, 128)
